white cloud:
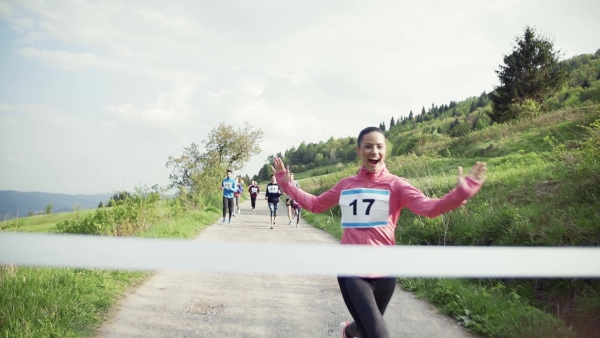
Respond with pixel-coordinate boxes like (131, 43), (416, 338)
(107, 79), (198, 126)
(16, 47), (114, 71)
(1, 0), (599, 193)
(4, 156), (24, 162)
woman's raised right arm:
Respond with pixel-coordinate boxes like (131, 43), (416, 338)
(276, 172), (339, 213)
(272, 157), (340, 213)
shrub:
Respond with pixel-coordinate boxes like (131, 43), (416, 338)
(56, 188), (159, 236)
(512, 99), (543, 120)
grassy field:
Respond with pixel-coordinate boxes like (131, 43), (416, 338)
(1, 210), (96, 233)
(0, 207), (220, 337)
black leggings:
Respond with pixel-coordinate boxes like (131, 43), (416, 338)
(250, 196), (257, 209)
(268, 202), (279, 217)
(337, 276), (396, 338)
(222, 197), (234, 218)
(292, 207), (301, 224)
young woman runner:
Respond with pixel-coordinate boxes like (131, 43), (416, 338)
(289, 198), (301, 227)
(284, 173), (300, 225)
(248, 180), (260, 211)
(272, 126), (487, 338)
(265, 174), (282, 229)
(234, 177), (244, 215)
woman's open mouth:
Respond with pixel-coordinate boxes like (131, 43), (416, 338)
(368, 159), (380, 165)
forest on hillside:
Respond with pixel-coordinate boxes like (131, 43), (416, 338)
(254, 46), (600, 181)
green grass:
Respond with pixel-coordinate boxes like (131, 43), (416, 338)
(399, 279), (577, 338)
(1, 210), (96, 233)
(0, 209), (221, 338)
(0, 267), (146, 338)
(138, 208), (220, 239)
(292, 162), (356, 180)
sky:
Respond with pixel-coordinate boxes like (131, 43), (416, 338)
(1, 0), (599, 195)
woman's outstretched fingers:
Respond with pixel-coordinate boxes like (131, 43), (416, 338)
(272, 157), (286, 173)
(469, 161), (487, 183)
(285, 165), (291, 183)
(456, 166), (465, 188)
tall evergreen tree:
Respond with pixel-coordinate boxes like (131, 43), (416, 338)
(390, 116), (396, 128)
(469, 100), (477, 113)
(489, 26), (567, 123)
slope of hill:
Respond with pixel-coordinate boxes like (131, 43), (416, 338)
(0, 190), (112, 219)
(257, 49), (600, 181)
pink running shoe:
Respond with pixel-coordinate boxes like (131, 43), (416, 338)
(338, 321), (349, 338)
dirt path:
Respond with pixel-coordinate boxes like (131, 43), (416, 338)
(98, 196), (475, 337)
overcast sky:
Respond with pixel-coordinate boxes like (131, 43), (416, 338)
(1, 0), (599, 194)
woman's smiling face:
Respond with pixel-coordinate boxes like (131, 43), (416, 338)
(356, 131), (386, 172)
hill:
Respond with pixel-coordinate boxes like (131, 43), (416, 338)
(0, 190), (112, 220)
(255, 49), (600, 180)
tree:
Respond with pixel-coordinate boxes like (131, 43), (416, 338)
(390, 117), (396, 128)
(257, 163), (271, 181)
(241, 174), (251, 184)
(202, 122), (264, 171)
(489, 26), (567, 123)
(329, 147), (337, 163)
(582, 78), (591, 89)
(408, 111), (413, 120)
(165, 142), (203, 189)
(45, 203), (53, 215)
(469, 100), (477, 113)
(165, 123), (263, 210)
(166, 123), (264, 190)
(315, 153), (325, 165)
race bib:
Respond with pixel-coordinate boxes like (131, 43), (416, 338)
(251, 187), (258, 193)
(223, 182), (233, 189)
(267, 185), (279, 193)
(339, 188), (390, 228)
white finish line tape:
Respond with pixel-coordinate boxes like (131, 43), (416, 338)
(1, 233), (599, 277)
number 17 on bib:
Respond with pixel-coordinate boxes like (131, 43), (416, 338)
(339, 188), (390, 228)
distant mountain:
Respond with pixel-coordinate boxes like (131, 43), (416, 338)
(0, 190), (113, 220)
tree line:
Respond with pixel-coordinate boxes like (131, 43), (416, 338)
(263, 26), (598, 175)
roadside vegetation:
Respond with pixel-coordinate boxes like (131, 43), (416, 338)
(0, 195), (220, 337)
(1, 123), (261, 337)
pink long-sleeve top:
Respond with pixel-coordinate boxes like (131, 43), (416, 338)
(276, 164), (482, 246)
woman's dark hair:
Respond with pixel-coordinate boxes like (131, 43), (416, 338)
(357, 126), (384, 146)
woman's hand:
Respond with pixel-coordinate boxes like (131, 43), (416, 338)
(271, 157), (292, 183)
(457, 161), (487, 188)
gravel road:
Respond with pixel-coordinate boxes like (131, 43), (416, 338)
(97, 196), (475, 337)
